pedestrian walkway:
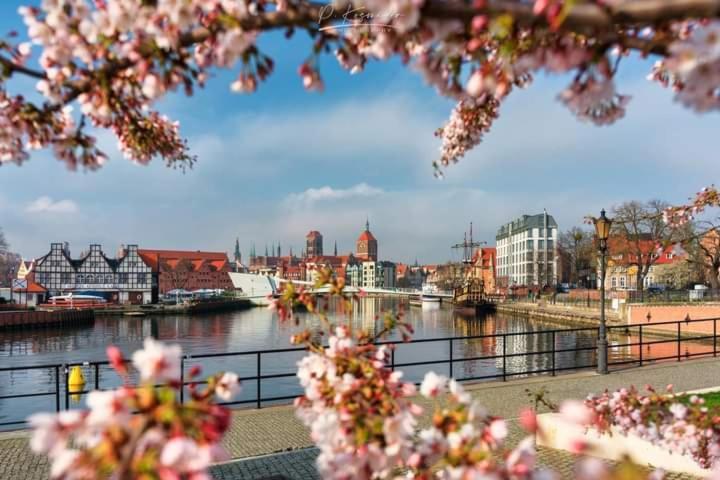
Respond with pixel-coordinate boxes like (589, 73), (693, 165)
(2, 357), (719, 479)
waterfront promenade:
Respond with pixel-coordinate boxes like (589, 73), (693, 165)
(1, 357), (719, 479)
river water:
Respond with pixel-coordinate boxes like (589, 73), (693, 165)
(0, 298), (647, 427)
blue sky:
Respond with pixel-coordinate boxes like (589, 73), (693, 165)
(0, 3), (718, 263)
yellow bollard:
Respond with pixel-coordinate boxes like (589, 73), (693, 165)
(68, 365), (86, 404)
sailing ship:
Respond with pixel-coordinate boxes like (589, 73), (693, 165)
(450, 223), (496, 316)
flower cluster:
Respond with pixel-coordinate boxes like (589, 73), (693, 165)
(29, 338), (241, 479)
(663, 186), (720, 227)
(653, 22), (720, 112)
(293, 325), (420, 479)
(584, 384), (720, 469)
(434, 96), (499, 174)
(409, 372), (546, 479)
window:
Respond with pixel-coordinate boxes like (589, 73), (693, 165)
(620, 276), (626, 288)
(86, 274), (94, 284)
(611, 277), (617, 288)
(61, 272), (71, 284)
(137, 273), (146, 285)
(76, 274), (84, 284)
(527, 239), (533, 249)
(547, 240), (554, 249)
(106, 274), (113, 284)
(538, 240), (544, 249)
(119, 273), (128, 284)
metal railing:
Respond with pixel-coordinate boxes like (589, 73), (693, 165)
(627, 289), (720, 304)
(1, 317), (719, 428)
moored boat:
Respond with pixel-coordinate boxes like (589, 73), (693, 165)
(421, 283), (442, 303)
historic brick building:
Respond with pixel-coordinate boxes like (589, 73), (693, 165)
(137, 249), (233, 300)
(468, 247), (497, 294)
(356, 219), (378, 262)
(306, 231), (323, 257)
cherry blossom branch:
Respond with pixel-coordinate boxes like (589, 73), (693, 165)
(423, 0), (720, 33)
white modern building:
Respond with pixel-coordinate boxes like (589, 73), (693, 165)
(496, 211), (558, 288)
(357, 260), (396, 289)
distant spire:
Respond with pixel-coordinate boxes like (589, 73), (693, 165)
(277, 241), (281, 257)
(365, 216), (370, 232)
(334, 241), (338, 256)
(290, 246), (293, 257)
(234, 238), (241, 262)
(265, 244), (268, 257)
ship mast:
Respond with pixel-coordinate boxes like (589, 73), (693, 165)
(451, 222), (485, 264)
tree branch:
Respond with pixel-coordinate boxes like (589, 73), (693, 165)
(422, 0), (720, 33)
(0, 54), (46, 80)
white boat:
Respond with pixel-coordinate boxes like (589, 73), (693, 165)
(421, 284), (442, 303)
(47, 293), (107, 307)
(228, 272), (278, 306)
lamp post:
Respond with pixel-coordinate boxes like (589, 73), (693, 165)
(586, 274), (591, 307)
(593, 209), (613, 374)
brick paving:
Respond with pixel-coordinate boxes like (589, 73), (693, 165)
(3, 357), (720, 479)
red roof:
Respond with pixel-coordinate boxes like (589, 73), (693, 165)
(139, 249), (230, 270)
(306, 231), (322, 238)
(13, 281), (46, 293)
(357, 230), (376, 242)
(606, 237), (684, 266)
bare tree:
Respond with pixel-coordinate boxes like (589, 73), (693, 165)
(558, 227), (594, 286)
(0, 228), (7, 254)
(685, 223), (720, 289)
(611, 200), (685, 294)
(0, 228), (12, 288)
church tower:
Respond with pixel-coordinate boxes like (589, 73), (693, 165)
(306, 231), (323, 257)
(356, 218), (378, 261)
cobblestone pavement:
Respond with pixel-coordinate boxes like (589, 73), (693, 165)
(3, 357), (720, 479)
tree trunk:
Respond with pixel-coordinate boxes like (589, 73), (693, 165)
(709, 263), (720, 290)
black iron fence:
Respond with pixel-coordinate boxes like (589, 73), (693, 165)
(1, 317), (719, 428)
(627, 289), (720, 304)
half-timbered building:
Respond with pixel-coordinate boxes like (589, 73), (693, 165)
(33, 243), (152, 303)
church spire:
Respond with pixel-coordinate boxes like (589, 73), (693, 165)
(365, 216), (370, 232)
(234, 238), (241, 263)
(334, 241), (337, 256)
(277, 241), (281, 257)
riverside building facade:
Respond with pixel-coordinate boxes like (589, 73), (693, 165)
(32, 243), (152, 303)
(496, 211), (558, 288)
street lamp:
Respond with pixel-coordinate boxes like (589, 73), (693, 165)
(593, 209), (613, 374)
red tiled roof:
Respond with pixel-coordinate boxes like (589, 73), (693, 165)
(357, 230), (376, 242)
(306, 231), (322, 238)
(139, 249), (229, 270)
(607, 237), (684, 266)
(13, 281), (46, 293)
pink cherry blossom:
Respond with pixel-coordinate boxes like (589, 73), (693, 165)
(420, 371), (448, 398)
(132, 337), (182, 382)
(215, 372), (242, 401)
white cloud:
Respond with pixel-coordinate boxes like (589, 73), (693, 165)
(25, 196), (78, 214)
(286, 183), (384, 206)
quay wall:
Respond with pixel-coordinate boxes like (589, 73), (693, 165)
(625, 303), (720, 335)
(0, 309), (94, 329)
(495, 302), (617, 328)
